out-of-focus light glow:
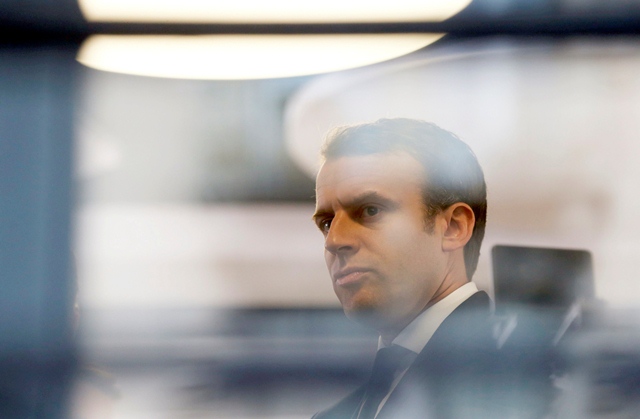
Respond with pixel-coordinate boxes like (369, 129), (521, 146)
(78, 0), (472, 23)
(76, 34), (443, 80)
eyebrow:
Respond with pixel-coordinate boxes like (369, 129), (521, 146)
(311, 205), (332, 224)
(342, 191), (397, 210)
(312, 191), (397, 223)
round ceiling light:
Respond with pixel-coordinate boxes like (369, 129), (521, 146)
(76, 34), (444, 80)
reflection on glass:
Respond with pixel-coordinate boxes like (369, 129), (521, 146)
(73, 38), (640, 418)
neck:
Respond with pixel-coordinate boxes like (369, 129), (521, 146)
(429, 277), (469, 307)
(377, 276), (470, 346)
(430, 257), (470, 306)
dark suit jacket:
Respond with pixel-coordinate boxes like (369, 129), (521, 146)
(313, 291), (550, 419)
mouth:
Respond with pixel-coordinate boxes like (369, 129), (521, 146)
(333, 268), (371, 287)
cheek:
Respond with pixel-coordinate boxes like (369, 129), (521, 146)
(378, 218), (429, 258)
(381, 229), (441, 291)
(324, 250), (335, 270)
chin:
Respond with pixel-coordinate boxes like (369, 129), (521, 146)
(337, 286), (393, 324)
(343, 308), (378, 330)
(341, 296), (411, 335)
(341, 298), (387, 329)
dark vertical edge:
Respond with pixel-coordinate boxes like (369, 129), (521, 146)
(0, 41), (81, 419)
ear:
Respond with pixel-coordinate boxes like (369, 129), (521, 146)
(440, 203), (475, 252)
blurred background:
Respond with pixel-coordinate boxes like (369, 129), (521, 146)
(3, 0), (640, 418)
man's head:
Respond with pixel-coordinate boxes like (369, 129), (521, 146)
(313, 118), (487, 334)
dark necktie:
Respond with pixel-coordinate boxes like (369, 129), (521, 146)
(358, 345), (415, 419)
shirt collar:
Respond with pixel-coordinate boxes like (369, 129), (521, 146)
(378, 282), (480, 353)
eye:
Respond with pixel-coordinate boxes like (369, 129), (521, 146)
(318, 218), (332, 234)
(362, 205), (380, 218)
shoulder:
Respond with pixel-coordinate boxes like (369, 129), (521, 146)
(406, 290), (498, 388)
(431, 290), (494, 349)
(415, 291), (555, 418)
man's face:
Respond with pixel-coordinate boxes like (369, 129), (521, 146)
(314, 152), (449, 332)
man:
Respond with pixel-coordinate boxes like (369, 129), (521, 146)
(311, 118), (502, 418)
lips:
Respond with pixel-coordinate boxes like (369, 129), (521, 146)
(333, 267), (371, 287)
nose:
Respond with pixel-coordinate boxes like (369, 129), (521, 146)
(324, 213), (358, 256)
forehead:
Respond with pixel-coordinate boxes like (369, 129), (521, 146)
(315, 152), (424, 205)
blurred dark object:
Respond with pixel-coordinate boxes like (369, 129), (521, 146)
(491, 245), (596, 417)
(492, 245), (594, 347)
(493, 245), (594, 310)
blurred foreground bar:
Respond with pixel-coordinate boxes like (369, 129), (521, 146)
(0, 43), (78, 418)
(79, 307), (377, 418)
